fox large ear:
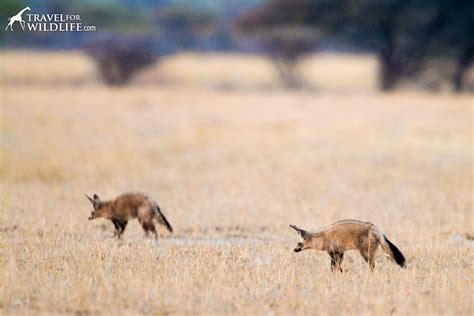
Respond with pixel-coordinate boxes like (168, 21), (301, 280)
(85, 194), (95, 204)
(93, 194), (100, 201)
(290, 224), (307, 238)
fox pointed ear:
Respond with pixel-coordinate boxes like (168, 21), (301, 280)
(85, 194), (95, 204)
(93, 194), (100, 201)
(290, 224), (307, 238)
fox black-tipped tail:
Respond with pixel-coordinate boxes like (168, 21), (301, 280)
(160, 212), (173, 233)
(155, 206), (173, 233)
(384, 236), (405, 268)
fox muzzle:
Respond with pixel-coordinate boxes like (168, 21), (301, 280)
(293, 247), (302, 252)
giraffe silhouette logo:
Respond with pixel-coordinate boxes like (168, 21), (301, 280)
(5, 7), (31, 31)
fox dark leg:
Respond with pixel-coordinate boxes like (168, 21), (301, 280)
(112, 219), (121, 238)
(118, 220), (128, 238)
(360, 233), (379, 270)
(329, 252), (344, 273)
(112, 219), (127, 239)
(142, 222), (158, 239)
(339, 253), (345, 272)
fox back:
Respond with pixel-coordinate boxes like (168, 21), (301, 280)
(319, 220), (375, 251)
(87, 192), (148, 219)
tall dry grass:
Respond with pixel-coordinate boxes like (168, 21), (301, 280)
(0, 51), (472, 314)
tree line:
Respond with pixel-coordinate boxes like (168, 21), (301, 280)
(236, 0), (473, 92)
(3, 0), (469, 91)
(88, 0), (472, 91)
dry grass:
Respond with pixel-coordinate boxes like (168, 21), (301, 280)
(0, 51), (472, 314)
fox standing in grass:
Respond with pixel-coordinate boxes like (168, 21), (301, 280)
(290, 220), (405, 271)
(86, 192), (173, 239)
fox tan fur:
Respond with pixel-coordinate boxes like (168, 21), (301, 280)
(86, 192), (173, 239)
(290, 220), (405, 271)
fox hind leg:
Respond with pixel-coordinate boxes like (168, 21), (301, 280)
(339, 253), (345, 272)
(360, 249), (372, 270)
(360, 246), (377, 270)
(329, 252), (344, 273)
(142, 221), (158, 240)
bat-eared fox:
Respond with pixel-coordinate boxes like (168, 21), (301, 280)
(86, 192), (173, 239)
(290, 220), (405, 271)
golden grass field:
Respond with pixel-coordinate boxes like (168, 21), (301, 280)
(0, 51), (473, 314)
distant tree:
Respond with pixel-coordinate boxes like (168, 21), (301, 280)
(153, 4), (216, 50)
(431, 1), (473, 92)
(336, 0), (455, 91)
(259, 27), (318, 88)
(85, 37), (157, 86)
(237, 2), (319, 89)
(237, 0), (469, 91)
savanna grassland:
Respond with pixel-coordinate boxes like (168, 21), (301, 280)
(0, 51), (472, 314)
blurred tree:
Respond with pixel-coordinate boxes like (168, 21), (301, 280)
(237, 2), (319, 89)
(153, 4), (216, 50)
(237, 0), (472, 91)
(431, 1), (473, 92)
(335, 0), (455, 91)
(85, 37), (157, 86)
(259, 27), (318, 88)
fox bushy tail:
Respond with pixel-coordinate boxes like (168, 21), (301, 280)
(383, 236), (405, 267)
(371, 227), (405, 268)
(155, 206), (173, 233)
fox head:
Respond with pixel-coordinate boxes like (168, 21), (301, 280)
(290, 224), (323, 252)
(85, 194), (108, 220)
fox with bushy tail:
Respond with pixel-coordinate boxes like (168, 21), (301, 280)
(290, 220), (405, 272)
(86, 192), (173, 239)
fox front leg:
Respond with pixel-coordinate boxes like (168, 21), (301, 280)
(117, 221), (127, 238)
(111, 219), (122, 238)
(113, 220), (128, 239)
